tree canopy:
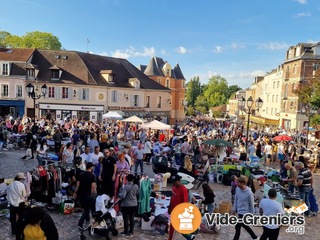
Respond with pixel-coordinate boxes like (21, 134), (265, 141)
(0, 31), (62, 50)
(185, 75), (241, 114)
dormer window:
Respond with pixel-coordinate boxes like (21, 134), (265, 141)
(27, 69), (35, 77)
(49, 65), (61, 80)
(25, 64), (39, 80)
(162, 62), (172, 77)
(129, 78), (140, 90)
(100, 70), (114, 83)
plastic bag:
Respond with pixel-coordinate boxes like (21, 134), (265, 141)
(26, 148), (32, 157)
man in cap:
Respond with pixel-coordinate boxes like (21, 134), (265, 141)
(7, 172), (27, 238)
(167, 174), (188, 240)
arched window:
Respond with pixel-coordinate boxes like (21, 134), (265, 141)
(284, 84), (288, 98)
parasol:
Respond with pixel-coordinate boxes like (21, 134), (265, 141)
(202, 139), (235, 148)
(273, 135), (293, 142)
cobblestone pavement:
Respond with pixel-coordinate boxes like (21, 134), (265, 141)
(0, 149), (320, 240)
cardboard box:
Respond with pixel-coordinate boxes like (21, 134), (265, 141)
(141, 216), (155, 231)
(219, 201), (232, 214)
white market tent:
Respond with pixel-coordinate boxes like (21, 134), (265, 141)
(102, 111), (123, 119)
(141, 120), (171, 130)
(121, 115), (147, 123)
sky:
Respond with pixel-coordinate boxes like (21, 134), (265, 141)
(1, 0), (320, 89)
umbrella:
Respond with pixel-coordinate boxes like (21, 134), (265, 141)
(273, 135), (293, 142)
(121, 115), (147, 123)
(102, 111), (123, 119)
(203, 139), (235, 148)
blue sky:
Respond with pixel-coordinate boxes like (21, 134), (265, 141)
(1, 0), (320, 88)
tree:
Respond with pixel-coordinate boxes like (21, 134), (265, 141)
(22, 31), (62, 50)
(227, 85), (242, 99)
(185, 76), (201, 107)
(0, 30), (62, 50)
(0, 31), (11, 47)
(195, 95), (209, 113)
(203, 75), (229, 107)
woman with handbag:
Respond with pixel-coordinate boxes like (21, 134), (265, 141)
(36, 139), (48, 166)
(118, 174), (139, 237)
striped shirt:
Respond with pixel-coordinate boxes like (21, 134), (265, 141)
(298, 168), (312, 187)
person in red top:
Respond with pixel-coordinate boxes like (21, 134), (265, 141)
(167, 175), (189, 240)
(159, 131), (166, 142)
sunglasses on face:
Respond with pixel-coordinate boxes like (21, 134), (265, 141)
(104, 152), (109, 154)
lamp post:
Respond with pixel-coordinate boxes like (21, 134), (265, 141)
(26, 83), (47, 123)
(238, 96), (263, 149)
(302, 104), (318, 148)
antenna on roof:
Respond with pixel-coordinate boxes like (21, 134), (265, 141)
(86, 38), (90, 53)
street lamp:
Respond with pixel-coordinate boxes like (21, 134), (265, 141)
(238, 96), (263, 149)
(26, 83), (47, 123)
(302, 103), (318, 148)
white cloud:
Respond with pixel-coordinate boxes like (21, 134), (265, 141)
(293, 11), (311, 18)
(231, 42), (245, 49)
(294, 0), (307, 4)
(258, 42), (289, 50)
(175, 46), (191, 54)
(213, 46), (223, 53)
(111, 46), (155, 59)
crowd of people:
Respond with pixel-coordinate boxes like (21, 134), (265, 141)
(1, 114), (319, 240)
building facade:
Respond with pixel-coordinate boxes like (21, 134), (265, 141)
(139, 57), (186, 123)
(0, 48), (171, 123)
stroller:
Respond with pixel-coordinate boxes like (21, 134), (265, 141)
(79, 194), (119, 240)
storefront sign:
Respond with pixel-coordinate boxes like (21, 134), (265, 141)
(121, 107), (144, 110)
(108, 107), (121, 110)
(40, 104), (104, 111)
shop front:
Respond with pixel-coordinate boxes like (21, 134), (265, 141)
(151, 111), (170, 124)
(250, 115), (280, 127)
(0, 100), (24, 118)
(39, 103), (104, 122)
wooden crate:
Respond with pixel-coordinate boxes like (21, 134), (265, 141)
(219, 201), (232, 214)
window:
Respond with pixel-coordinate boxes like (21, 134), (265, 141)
(51, 70), (59, 79)
(146, 96), (150, 108)
(283, 102), (286, 111)
(182, 81), (185, 88)
(265, 84), (267, 91)
(271, 108), (273, 115)
(2, 63), (9, 75)
(267, 95), (269, 102)
(1, 84), (8, 97)
(272, 95), (274, 102)
(276, 95), (278, 102)
(133, 95), (139, 107)
(266, 107), (268, 114)
(165, 79), (170, 88)
(181, 98), (184, 106)
(293, 64), (297, 73)
(27, 69), (35, 78)
(48, 87), (55, 98)
(16, 85), (22, 97)
(62, 87), (69, 99)
(82, 88), (89, 101)
(157, 96), (162, 108)
(111, 90), (117, 103)
(277, 81), (280, 88)
(284, 84), (288, 98)
(273, 81), (275, 89)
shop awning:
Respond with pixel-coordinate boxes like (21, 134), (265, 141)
(124, 111), (152, 118)
(250, 116), (279, 126)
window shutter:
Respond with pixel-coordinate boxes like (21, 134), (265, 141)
(114, 90), (117, 102)
(78, 88), (82, 101)
(68, 87), (73, 100)
(137, 95), (140, 107)
(55, 87), (60, 100)
(86, 88), (89, 101)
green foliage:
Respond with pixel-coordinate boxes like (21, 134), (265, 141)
(212, 110), (223, 118)
(184, 75), (242, 116)
(0, 30), (62, 50)
(310, 115), (320, 127)
(185, 106), (195, 116)
(186, 76), (201, 107)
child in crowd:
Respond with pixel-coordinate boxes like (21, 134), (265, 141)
(231, 175), (238, 204)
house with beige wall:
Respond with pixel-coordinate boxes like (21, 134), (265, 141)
(0, 48), (171, 123)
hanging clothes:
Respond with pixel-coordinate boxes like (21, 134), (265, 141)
(138, 177), (151, 215)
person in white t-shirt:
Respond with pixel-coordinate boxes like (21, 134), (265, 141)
(89, 146), (103, 167)
(259, 188), (284, 240)
(80, 146), (91, 163)
(264, 141), (273, 167)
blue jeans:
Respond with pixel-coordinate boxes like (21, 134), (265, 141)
(298, 186), (311, 215)
(175, 154), (181, 165)
(205, 203), (214, 214)
(0, 141), (3, 151)
(288, 185), (296, 194)
(134, 160), (144, 175)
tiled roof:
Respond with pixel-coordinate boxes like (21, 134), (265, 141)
(0, 48), (34, 62)
(143, 56), (186, 80)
